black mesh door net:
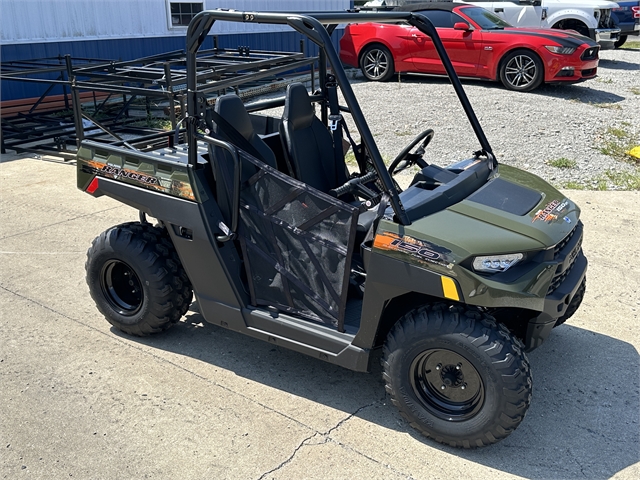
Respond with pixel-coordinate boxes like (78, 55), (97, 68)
(236, 151), (358, 331)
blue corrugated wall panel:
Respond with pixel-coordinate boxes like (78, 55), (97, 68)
(1, 30), (344, 101)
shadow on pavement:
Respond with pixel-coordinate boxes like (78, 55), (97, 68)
(386, 73), (627, 106)
(598, 58), (640, 71)
(119, 307), (640, 479)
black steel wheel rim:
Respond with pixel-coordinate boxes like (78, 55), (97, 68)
(100, 259), (143, 316)
(410, 349), (485, 421)
(504, 54), (537, 89)
(363, 49), (389, 79)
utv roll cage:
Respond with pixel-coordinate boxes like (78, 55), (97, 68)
(183, 9), (496, 227)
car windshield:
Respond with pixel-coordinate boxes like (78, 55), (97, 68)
(460, 6), (512, 29)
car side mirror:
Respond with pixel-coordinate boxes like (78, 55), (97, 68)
(453, 22), (472, 31)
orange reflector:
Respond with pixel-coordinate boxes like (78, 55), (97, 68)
(441, 276), (460, 301)
(86, 177), (99, 194)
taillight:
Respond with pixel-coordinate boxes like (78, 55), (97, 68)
(86, 177), (99, 194)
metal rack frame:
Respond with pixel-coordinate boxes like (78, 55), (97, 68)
(1, 42), (317, 158)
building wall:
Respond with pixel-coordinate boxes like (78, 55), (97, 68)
(1, 0), (351, 44)
(1, 0), (351, 100)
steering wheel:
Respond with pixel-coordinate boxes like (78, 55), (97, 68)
(388, 129), (434, 177)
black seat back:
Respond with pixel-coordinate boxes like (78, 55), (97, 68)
(280, 83), (349, 193)
(209, 94), (277, 224)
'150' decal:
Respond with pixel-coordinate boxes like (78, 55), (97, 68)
(373, 231), (455, 269)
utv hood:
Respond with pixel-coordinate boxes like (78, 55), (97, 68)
(382, 164), (580, 269)
(447, 164), (580, 249)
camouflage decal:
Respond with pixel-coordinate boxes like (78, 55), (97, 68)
(373, 231), (455, 269)
(80, 159), (195, 201)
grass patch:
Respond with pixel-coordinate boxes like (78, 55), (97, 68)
(563, 181), (586, 190)
(130, 118), (173, 130)
(596, 78), (613, 84)
(604, 170), (640, 190)
(598, 125), (640, 163)
(631, 87), (640, 95)
(621, 40), (640, 49)
(395, 130), (413, 137)
(547, 157), (577, 169)
(591, 102), (622, 110)
(563, 169), (640, 191)
(344, 151), (358, 168)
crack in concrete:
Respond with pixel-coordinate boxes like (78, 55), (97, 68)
(0, 285), (315, 434)
(255, 433), (320, 480)
(2, 286), (415, 479)
(255, 401), (415, 480)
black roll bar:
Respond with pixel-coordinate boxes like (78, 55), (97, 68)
(184, 9), (496, 226)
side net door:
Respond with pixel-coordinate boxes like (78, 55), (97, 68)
(237, 151), (358, 331)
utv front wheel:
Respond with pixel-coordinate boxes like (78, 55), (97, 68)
(86, 222), (192, 336)
(382, 304), (532, 448)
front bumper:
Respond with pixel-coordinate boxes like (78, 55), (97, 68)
(590, 27), (622, 49)
(523, 228), (588, 351)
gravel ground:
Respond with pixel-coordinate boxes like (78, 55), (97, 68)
(342, 44), (640, 189)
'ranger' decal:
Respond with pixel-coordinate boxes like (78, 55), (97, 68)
(532, 198), (570, 224)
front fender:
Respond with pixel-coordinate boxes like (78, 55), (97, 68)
(546, 10), (599, 30)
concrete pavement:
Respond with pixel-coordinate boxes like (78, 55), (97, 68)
(1, 153), (639, 479)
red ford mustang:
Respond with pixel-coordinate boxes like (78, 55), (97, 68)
(339, 2), (600, 91)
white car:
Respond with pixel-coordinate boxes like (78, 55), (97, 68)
(364, 0), (622, 48)
(458, 0), (621, 48)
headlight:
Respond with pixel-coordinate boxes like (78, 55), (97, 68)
(545, 45), (576, 55)
(473, 253), (523, 273)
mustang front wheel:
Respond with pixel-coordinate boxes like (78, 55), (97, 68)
(499, 49), (544, 92)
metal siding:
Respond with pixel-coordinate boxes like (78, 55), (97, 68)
(1, 0), (350, 44)
(1, 29), (344, 101)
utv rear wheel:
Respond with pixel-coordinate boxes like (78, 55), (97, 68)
(382, 304), (532, 448)
(499, 49), (544, 92)
(86, 222), (192, 336)
(360, 44), (395, 82)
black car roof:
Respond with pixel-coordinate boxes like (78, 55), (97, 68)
(394, 2), (463, 12)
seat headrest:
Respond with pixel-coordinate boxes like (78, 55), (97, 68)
(214, 94), (254, 140)
(283, 83), (315, 131)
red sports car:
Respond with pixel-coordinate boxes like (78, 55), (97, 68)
(339, 2), (600, 91)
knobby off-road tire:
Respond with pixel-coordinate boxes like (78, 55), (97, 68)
(382, 304), (532, 448)
(554, 277), (586, 328)
(86, 222), (193, 336)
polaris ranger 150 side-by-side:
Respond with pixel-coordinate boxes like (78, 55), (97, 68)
(77, 8), (587, 448)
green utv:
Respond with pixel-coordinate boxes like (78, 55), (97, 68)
(77, 8), (587, 448)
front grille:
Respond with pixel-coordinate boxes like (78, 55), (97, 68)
(581, 47), (599, 61)
(597, 9), (613, 28)
(553, 225), (577, 258)
(548, 225), (582, 294)
(548, 261), (576, 294)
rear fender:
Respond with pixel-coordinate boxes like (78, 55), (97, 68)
(86, 172), (249, 331)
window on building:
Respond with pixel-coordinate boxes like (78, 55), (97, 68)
(170, 2), (203, 27)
